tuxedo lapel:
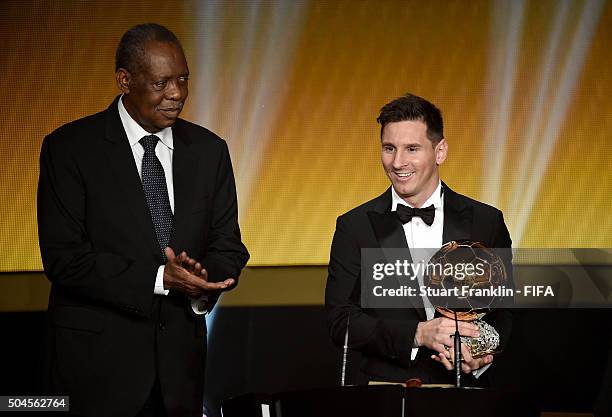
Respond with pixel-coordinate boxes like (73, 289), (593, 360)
(170, 122), (198, 250)
(367, 189), (425, 319)
(367, 189), (409, 253)
(103, 98), (160, 258)
(442, 182), (473, 244)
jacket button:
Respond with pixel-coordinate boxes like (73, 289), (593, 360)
(158, 321), (166, 330)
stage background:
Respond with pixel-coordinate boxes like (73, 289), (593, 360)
(1, 0), (612, 272)
(1, 1), (611, 416)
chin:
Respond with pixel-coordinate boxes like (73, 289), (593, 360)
(156, 120), (177, 130)
(393, 185), (415, 199)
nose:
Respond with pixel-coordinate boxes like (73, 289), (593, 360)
(392, 151), (408, 170)
(165, 80), (184, 101)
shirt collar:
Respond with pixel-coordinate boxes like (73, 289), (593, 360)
(391, 181), (443, 211)
(118, 95), (173, 150)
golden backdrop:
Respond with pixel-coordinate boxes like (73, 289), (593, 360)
(1, 0), (611, 271)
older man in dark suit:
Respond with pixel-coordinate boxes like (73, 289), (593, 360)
(325, 93), (512, 385)
(38, 23), (249, 417)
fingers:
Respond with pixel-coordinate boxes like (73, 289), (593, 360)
(189, 275), (235, 292)
(186, 278), (235, 299)
(447, 345), (469, 372)
(460, 345), (474, 373)
(431, 352), (453, 371)
(203, 276), (233, 289)
(457, 322), (480, 338)
(417, 318), (474, 352)
(164, 247), (176, 261)
(181, 257), (202, 275)
(431, 341), (495, 373)
(444, 346), (474, 373)
(185, 257), (196, 269)
(437, 318), (479, 338)
(199, 267), (209, 281)
(432, 333), (454, 349)
(174, 252), (202, 275)
(460, 345), (493, 373)
(165, 247), (188, 266)
(432, 320), (478, 348)
(431, 343), (448, 356)
(459, 344), (471, 361)
(181, 276), (228, 298)
(163, 248), (237, 297)
(472, 354), (493, 370)
(447, 346), (462, 365)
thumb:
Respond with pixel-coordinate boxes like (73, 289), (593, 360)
(164, 247), (176, 261)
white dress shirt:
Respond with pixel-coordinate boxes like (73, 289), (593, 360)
(391, 182), (443, 361)
(118, 97), (207, 315)
(391, 182), (488, 377)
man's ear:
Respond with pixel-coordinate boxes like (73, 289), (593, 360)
(435, 138), (448, 165)
(115, 68), (132, 94)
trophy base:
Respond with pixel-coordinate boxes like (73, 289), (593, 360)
(447, 318), (500, 360)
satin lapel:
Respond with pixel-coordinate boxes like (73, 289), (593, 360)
(169, 122), (198, 250)
(442, 183), (473, 244)
(103, 98), (159, 257)
(367, 190), (425, 319)
(367, 211), (410, 258)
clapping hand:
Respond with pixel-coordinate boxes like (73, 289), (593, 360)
(163, 247), (234, 299)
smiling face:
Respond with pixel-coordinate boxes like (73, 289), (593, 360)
(116, 40), (189, 133)
(381, 119), (447, 207)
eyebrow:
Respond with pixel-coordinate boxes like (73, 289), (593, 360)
(153, 72), (190, 80)
(381, 141), (421, 147)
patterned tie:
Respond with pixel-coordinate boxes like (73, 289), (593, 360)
(139, 135), (173, 262)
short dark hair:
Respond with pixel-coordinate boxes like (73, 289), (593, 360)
(376, 93), (444, 144)
(115, 23), (183, 73)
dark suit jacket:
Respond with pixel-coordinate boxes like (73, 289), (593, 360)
(325, 183), (512, 385)
(37, 96), (249, 417)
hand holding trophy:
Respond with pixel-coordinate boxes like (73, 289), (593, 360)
(423, 240), (510, 360)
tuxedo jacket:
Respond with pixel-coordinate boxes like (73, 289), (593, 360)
(37, 96), (249, 417)
(325, 183), (512, 384)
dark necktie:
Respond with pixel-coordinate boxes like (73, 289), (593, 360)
(139, 135), (173, 262)
(396, 204), (436, 226)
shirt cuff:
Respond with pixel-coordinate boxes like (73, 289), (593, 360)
(472, 362), (491, 379)
(191, 296), (209, 315)
(154, 266), (169, 295)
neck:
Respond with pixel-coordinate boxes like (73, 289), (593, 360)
(401, 179), (440, 208)
(122, 97), (161, 134)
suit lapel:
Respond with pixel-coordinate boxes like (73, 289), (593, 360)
(169, 122), (198, 250)
(103, 97), (160, 258)
(367, 189), (425, 319)
(442, 182), (473, 244)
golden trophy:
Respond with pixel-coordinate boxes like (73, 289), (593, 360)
(423, 240), (509, 359)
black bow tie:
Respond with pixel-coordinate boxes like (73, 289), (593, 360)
(396, 204), (436, 226)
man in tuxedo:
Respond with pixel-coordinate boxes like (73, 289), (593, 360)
(325, 93), (512, 385)
(37, 24), (249, 416)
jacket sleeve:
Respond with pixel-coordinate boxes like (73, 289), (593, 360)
(483, 209), (513, 351)
(325, 214), (418, 367)
(37, 133), (157, 317)
(198, 141), (249, 289)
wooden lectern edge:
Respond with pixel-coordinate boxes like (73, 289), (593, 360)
(368, 381), (455, 388)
